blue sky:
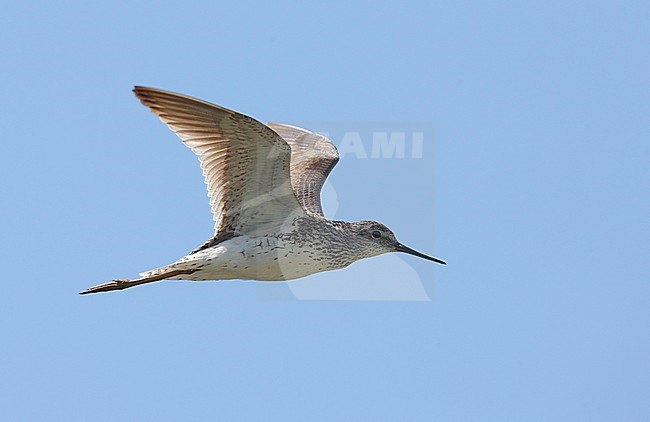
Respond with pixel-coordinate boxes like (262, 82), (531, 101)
(1, 1), (648, 420)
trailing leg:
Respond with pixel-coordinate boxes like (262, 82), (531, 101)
(79, 269), (195, 295)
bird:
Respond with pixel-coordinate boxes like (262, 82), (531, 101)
(80, 87), (445, 294)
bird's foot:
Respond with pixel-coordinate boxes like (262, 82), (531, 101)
(79, 279), (132, 295)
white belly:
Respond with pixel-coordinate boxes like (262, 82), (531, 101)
(160, 235), (344, 282)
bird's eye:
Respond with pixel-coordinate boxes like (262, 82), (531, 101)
(372, 230), (382, 239)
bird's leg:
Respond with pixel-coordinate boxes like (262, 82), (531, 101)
(79, 269), (194, 295)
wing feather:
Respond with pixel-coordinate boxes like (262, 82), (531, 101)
(133, 87), (307, 243)
(267, 123), (339, 216)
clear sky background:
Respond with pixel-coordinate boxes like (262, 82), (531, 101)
(1, 1), (648, 420)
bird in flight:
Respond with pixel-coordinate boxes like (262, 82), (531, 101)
(81, 87), (445, 294)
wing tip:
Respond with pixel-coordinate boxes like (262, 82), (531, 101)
(132, 85), (158, 105)
(133, 85), (150, 95)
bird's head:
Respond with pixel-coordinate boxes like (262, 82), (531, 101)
(349, 221), (446, 265)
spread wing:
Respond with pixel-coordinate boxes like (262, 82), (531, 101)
(133, 87), (307, 240)
(266, 123), (339, 217)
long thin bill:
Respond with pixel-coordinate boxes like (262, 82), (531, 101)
(395, 243), (447, 265)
